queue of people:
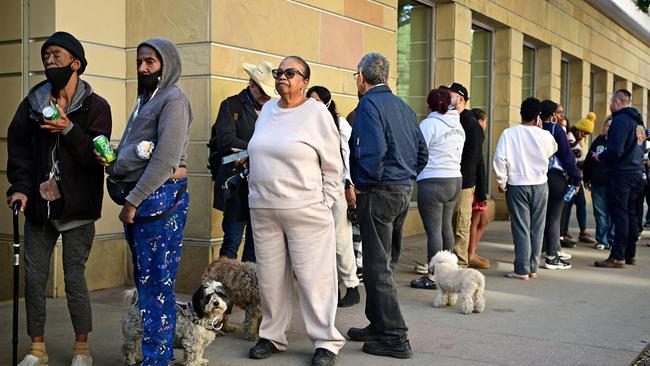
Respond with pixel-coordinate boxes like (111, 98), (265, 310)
(6, 30), (648, 366)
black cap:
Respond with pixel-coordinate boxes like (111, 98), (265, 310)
(41, 31), (87, 75)
(441, 82), (469, 101)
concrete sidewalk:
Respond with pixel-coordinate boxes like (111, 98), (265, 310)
(2, 220), (650, 366)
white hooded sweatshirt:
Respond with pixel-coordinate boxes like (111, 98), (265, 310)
(417, 110), (465, 180)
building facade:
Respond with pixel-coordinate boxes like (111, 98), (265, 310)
(1, 0), (648, 298)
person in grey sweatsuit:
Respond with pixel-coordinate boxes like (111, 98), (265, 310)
(105, 38), (192, 366)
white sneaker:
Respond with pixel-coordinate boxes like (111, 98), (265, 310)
(18, 354), (48, 366)
(556, 250), (572, 260)
(71, 355), (92, 366)
(414, 264), (428, 275)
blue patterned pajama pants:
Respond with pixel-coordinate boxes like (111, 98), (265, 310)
(125, 178), (189, 366)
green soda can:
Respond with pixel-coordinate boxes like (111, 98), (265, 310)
(93, 135), (116, 164)
(42, 101), (60, 120)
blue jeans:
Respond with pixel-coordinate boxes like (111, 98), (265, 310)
(591, 185), (614, 245)
(506, 183), (549, 275)
(561, 183), (587, 232)
(607, 173), (644, 261)
(219, 218), (255, 262)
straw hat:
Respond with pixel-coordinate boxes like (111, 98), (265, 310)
(243, 61), (276, 97)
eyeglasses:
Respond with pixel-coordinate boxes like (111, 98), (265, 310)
(353, 72), (360, 80)
(272, 68), (305, 80)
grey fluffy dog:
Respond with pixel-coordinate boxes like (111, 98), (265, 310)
(429, 250), (486, 314)
(121, 280), (232, 366)
(202, 258), (261, 341)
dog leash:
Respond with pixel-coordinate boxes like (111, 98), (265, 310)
(175, 301), (223, 332)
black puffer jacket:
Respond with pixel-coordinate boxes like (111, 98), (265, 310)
(7, 80), (112, 225)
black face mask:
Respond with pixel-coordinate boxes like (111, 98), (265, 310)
(45, 64), (75, 91)
(138, 71), (161, 92)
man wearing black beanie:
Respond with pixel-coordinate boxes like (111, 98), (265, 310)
(7, 31), (111, 366)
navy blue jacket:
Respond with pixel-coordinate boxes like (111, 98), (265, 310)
(543, 122), (582, 187)
(599, 107), (644, 174)
(350, 85), (428, 190)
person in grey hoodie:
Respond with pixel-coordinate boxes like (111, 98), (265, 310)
(104, 38), (192, 365)
(410, 88), (465, 290)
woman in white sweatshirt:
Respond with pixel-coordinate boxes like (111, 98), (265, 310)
(410, 88), (465, 290)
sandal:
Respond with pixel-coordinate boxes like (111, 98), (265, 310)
(410, 275), (437, 290)
(505, 272), (530, 280)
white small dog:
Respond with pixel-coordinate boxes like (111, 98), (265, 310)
(429, 250), (486, 314)
(121, 280), (232, 366)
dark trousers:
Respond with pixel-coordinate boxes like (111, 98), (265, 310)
(219, 218), (255, 262)
(24, 221), (95, 337)
(358, 185), (412, 345)
(543, 170), (567, 257)
(608, 173), (644, 260)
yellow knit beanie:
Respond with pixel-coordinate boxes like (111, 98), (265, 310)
(575, 112), (596, 133)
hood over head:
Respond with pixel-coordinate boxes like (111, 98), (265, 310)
(137, 38), (182, 90)
(615, 107), (643, 126)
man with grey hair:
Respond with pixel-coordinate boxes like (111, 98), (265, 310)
(346, 52), (427, 359)
(593, 89), (645, 268)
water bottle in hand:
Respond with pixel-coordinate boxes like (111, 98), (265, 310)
(563, 185), (577, 202)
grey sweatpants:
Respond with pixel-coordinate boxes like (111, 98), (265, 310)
(417, 177), (462, 264)
(24, 220), (95, 337)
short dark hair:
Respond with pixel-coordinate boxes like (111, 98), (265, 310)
(284, 55), (311, 80)
(540, 100), (557, 121)
(521, 97), (541, 122)
(471, 108), (487, 121)
(427, 88), (451, 114)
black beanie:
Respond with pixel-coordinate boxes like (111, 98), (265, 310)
(540, 100), (557, 121)
(41, 31), (87, 75)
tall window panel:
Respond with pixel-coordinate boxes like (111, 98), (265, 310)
(560, 60), (570, 117)
(396, 0), (432, 122)
(522, 46), (535, 99)
(471, 25), (493, 194)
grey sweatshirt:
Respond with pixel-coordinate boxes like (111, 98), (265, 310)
(107, 38), (193, 206)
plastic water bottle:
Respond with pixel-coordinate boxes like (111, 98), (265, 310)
(563, 186), (577, 202)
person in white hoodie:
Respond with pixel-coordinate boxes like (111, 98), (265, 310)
(493, 97), (557, 280)
(410, 88), (465, 290)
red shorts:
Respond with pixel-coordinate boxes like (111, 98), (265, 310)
(472, 196), (488, 212)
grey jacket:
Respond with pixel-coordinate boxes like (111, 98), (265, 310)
(107, 38), (193, 206)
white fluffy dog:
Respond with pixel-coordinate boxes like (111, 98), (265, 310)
(121, 280), (232, 366)
(429, 250), (486, 314)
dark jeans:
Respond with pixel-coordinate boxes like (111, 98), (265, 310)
(608, 173), (644, 260)
(219, 218), (255, 262)
(358, 185), (412, 345)
(24, 221), (95, 336)
(561, 183), (587, 233)
(591, 185), (615, 245)
(543, 170), (567, 257)
(645, 184), (650, 224)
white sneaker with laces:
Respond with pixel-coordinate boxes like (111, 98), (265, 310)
(556, 250), (572, 260)
(18, 354), (48, 366)
(71, 355), (92, 366)
(414, 264), (428, 275)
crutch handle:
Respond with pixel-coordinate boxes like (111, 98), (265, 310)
(12, 200), (21, 216)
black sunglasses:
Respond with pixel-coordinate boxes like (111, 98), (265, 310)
(272, 68), (305, 80)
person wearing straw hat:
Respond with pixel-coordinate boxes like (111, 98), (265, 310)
(209, 60), (274, 262)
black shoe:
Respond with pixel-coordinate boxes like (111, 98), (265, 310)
(312, 348), (337, 366)
(410, 275), (437, 290)
(362, 340), (413, 359)
(338, 287), (360, 307)
(249, 338), (279, 359)
(560, 239), (577, 248)
(347, 326), (380, 342)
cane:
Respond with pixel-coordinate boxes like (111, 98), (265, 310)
(12, 200), (21, 366)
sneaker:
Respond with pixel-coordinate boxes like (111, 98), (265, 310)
(18, 354), (48, 366)
(414, 263), (428, 275)
(594, 243), (608, 250)
(560, 236), (577, 248)
(410, 275), (437, 290)
(556, 250), (572, 260)
(71, 355), (93, 366)
(542, 256), (572, 269)
(579, 232), (597, 244)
